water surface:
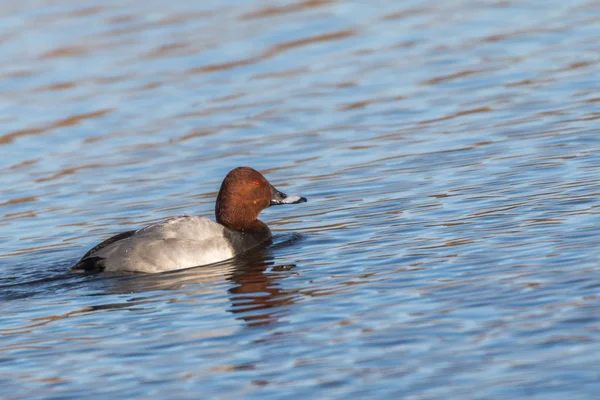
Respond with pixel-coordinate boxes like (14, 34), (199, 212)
(2, 0), (600, 398)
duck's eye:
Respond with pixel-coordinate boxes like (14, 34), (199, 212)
(254, 181), (261, 186)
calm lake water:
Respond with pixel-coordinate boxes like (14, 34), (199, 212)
(2, 0), (600, 398)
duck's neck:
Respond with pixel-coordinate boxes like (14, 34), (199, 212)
(217, 216), (271, 235)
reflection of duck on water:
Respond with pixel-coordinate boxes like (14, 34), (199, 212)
(103, 233), (305, 327)
(72, 167), (306, 273)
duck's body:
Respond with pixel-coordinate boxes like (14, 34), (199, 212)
(72, 167), (306, 274)
(75, 216), (253, 273)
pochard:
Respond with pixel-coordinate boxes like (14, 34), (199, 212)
(72, 167), (307, 273)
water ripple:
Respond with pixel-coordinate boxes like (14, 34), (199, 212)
(1, 0), (600, 398)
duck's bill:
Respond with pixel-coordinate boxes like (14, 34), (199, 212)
(270, 185), (307, 206)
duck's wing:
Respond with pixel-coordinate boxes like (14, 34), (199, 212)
(72, 230), (137, 272)
(71, 216), (225, 273)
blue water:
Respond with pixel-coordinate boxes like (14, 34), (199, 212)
(2, 0), (600, 398)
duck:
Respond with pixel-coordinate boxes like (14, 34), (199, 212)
(72, 167), (307, 273)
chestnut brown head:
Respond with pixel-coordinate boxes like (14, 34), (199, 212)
(215, 167), (306, 231)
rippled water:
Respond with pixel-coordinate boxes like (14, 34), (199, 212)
(2, 0), (600, 398)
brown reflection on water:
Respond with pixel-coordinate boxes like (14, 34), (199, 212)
(0, 196), (37, 208)
(143, 42), (192, 59)
(68, 6), (104, 17)
(190, 29), (355, 74)
(1, 306), (97, 337)
(241, 0), (336, 20)
(380, 7), (429, 21)
(421, 107), (493, 124)
(106, 10), (216, 37)
(422, 69), (483, 85)
(35, 163), (106, 183)
(265, 29), (355, 57)
(35, 81), (78, 92)
(7, 158), (40, 170)
(228, 253), (298, 327)
(40, 45), (90, 60)
(337, 95), (405, 112)
(0, 109), (113, 146)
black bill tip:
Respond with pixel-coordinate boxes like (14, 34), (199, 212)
(270, 185), (307, 206)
